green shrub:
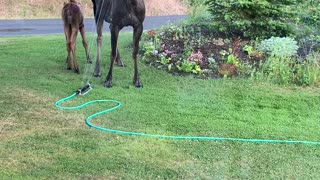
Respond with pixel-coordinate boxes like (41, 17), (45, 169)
(253, 37), (301, 85)
(253, 51), (320, 86)
(257, 37), (299, 58)
(205, 0), (297, 39)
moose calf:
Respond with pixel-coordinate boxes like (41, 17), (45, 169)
(62, 0), (91, 74)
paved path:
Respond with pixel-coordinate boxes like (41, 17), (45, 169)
(0, 15), (186, 37)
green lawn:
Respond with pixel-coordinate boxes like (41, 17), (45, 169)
(0, 33), (320, 179)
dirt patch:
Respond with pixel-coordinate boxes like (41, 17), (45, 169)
(145, 0), (187, 16)
(0, 28), (34, 32)
(0, 86), (86, 141)
(0, 0), (187, 19)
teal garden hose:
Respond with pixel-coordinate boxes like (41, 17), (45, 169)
(54, 83), (320, 145)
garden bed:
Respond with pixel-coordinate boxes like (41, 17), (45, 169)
(140, 21), (320, 86)
(141, 23), (263, 79)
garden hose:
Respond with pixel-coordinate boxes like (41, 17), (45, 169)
(54, 83), (320, 145)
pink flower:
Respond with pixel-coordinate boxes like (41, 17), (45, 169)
(165, 50), (172, 55)
(187, 51), (203, 64)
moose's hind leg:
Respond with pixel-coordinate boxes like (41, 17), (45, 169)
(93, 18), (104, 77)
(116, 48), (125, 67)
(104, 25), (120, 88)
(70, 28), (80, 74)
(64, 25), (72, 70)
(80, 27), (92, 64)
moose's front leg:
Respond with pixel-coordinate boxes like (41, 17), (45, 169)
(132, 24), (143, 88)
(104, 25), (120, 88)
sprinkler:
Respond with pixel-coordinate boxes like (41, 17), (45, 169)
(76, 83), (93, 96)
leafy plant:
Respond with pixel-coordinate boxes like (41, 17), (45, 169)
(262, 56), (293, 85)
(226, 55), (239, 67)
(294, 52), (320, 86)
(157, 55), (171, 65)
(243, 44), (262, 59)
(226, 38), (241, 66)
(243, 45), (254, 57)
(141, 42), (157, 58)
(177, 61), (202, 74)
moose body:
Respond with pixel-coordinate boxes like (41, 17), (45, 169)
(62, 0), (91, 73)
(92, 0), (145, 87)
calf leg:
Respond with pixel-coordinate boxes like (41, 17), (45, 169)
(64, 25), (72, 70)
(70, 28), (80, 74)
(104, 25), (120, 88)
(79, 27), (91, 64)
(132, 24), (143, 88)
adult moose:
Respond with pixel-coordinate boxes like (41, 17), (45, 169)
(62, 0), (91, 73)
(92, 0), (145, 87)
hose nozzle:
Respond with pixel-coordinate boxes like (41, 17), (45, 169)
(76, 83), (93, 95)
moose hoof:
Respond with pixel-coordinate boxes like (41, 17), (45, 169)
(74, 69), (80, 74)
(93, 72), (101, 77)
(116, 62), (125, 67)
(67, 64), (72, 70)
(104, 81), (112, 88)
(134, 81), (143, 88)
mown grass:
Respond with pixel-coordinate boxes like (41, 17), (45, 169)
(0, 33), (320, 179)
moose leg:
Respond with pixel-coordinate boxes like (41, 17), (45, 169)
(79, 27), (91, 64)
(132, 24), (143, 88)
(70, 28), (80, 74)
(104, 25), (120, 88)
(93, 20), (104, 77)
(64, 25), (72, 70)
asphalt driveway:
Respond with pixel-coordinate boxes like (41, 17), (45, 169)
(0, 15), (186, 37)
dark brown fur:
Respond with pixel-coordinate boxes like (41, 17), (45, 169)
(92, 0), (145, 87)
(62, 0), (91, 74)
